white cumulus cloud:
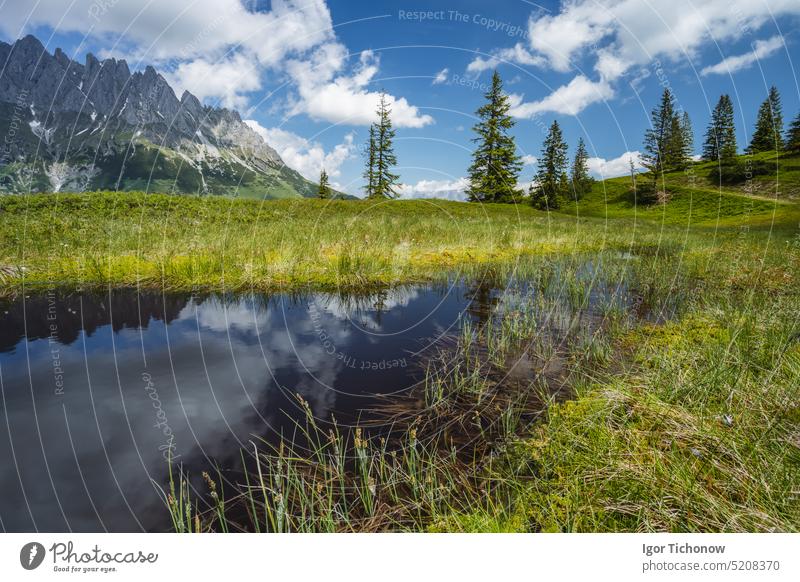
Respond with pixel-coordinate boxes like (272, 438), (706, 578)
(166, 54), (261, 109)
(2, 0), (430, 127)
(432, 68), (449, 85)
(701, 35), (785, 76)
(510, 76), (614, 117)
(398, 178), (470, 201)
(244, 120), (355, 181)
(286, 47), (433, 128)
(466, 0), (800, 115)
(587, 151), (642, 179)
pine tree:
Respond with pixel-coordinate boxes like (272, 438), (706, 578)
(718, 96), (738, 163)
(530, 120), (568, 210)
(785, 111), (800, 153)
(466, 71), (523, 203)
(317, 168), (331, 199)
(703, 95), (735, 161)
(363, 125), (376, 197)
(748, 86), (784, 153)
(569, 137), (593, 201)
(666, 112), (687, 170)
(641, 88), (677, 194)
(372, 93), (400, 198)
(680, 111), (694, 164)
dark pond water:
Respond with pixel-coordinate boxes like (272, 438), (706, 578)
(0, 257), (659, 532)
(0, 281), (505, 532)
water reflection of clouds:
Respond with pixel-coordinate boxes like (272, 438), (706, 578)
(0, 284), (469, 531)
(312, 287), (421, 327)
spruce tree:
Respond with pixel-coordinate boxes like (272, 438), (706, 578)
(569, 137), (593, 201)
(372, 93), (400, 198)
(680, 111), (694, 164)
(718, 96), (738, 163)
(702, 100), (722, 161)
(641, 88), (677, 194)
(530, 120), (568, 210)
(317, 168), (331, 199)
(785, 111), (800, 153)
(748, 86), (784, 153)
(666, 112), (687, 170)
(363, 125), (376, 197)
(466, 70), (523, 203)
(703, 95), (736, 161)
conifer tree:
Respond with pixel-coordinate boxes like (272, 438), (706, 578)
(748, 86), (784, 153)
(317, 168), (331, 199)
(703, 95), (726, 161)
(569, 137), (593, 201)
(530, 120), (568, 210)
(363, 125), (376, 197)
(372, 93), (400, 198)
(703, 95), (738, 163)
(666, 112), (687, 170)
(466, 71), (523, 203)
(641, 88), (677, 193)
(718, 101), (738, 165)
(680, 111), (694, 164)
(784, 111), (800, 153)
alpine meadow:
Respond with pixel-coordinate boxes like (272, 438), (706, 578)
(0, 1), (798, 564)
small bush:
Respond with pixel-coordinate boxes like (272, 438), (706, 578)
(708, 159), (773, 185)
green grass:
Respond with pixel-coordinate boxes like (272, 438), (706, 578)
(0, 190), (678, 293)
(3, 151), (800, 532)
(564, 152), (800, 229)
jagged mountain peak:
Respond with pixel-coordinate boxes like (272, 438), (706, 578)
(0, 33), (321, 198)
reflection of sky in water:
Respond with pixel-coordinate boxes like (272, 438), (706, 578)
(0, 285), (471, 532)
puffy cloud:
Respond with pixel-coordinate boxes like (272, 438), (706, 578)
(510, 76), (614, 117)
(398, 178), (470, 201)
(701, 35), (785, 76)
(527, 3), (615, 73)
(0, 0), (333, 110)
(521, 155), (537, 166)
(432, 68), (449, 85)
(1, 0), (334, 65)
(519, 0), (797, 75)
(467, 44), (547, 74)
(287, 47), (434, 128)
(3, 1), (430, 126)
(244, 120), (355, 180)
(587, 151), (642, 178)
(467, 0), (800, 114)
(166, 54), (261, 109)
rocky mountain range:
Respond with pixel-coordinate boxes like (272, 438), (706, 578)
(0, 34), (322, 198)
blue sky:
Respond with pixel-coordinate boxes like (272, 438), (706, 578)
(2, 0), (799, 198)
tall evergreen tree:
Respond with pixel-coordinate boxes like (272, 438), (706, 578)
(680, 111), (694, 164)
(373, 93), (400, 198)
(718, 102), (738, 164)
(569, 137), (593, 201)
(784, 111), (800, 153)
(530, 120), (568, 210)
(641, 88), (677, 192)
(363, 94), (400, 199)
(466, 71), (523, 203)
(666, 112), (687, 170)
(702, 95), (736, 161)
(748, 86), (784, 153)
(317, 168), (331, 199)
(363, 125), (376, 197)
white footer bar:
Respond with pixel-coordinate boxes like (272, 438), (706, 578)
(1, 533), (797, 581)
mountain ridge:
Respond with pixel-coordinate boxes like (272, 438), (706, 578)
(0, 34), (323, 198)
